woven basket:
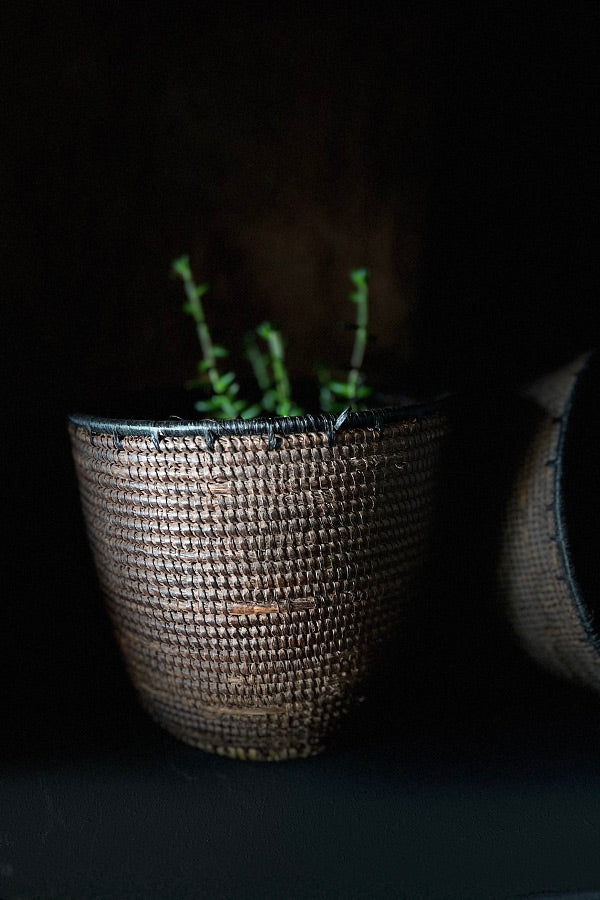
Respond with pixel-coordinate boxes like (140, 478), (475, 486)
(498, 351), (599, 692)
(69, 404), (451, 760)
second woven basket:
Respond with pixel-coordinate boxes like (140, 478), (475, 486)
(498, 351), (599, 693)
(69, 404), (451, 760)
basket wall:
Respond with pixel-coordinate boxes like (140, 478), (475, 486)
(498, 353), (600, 691)
(69, 411), (449, 760)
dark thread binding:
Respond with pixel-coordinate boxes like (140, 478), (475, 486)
(334, 408), (351, 438)
(372, 409), (385, 439)
(150, 429), (161, 452)
(553, 350), (600, 653)
(68, 397), (451, 452)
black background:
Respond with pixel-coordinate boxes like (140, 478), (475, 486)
(3, 4), (600, 899)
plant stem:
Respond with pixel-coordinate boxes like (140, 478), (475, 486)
(245, 335), (271, 392)
(180, 280), (217, 385)
(347, 268), (369, 403)
(173, 256), (239, 418)
(255, 322), (300, 415)
(267, 328), (292, 414)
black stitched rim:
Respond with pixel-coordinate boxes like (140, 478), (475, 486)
(68, 396), (452, 451)
(555, 349), (600, 653)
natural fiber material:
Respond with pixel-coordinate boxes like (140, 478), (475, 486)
(69, 405), (450, 760)
(498, 351), (600, 692)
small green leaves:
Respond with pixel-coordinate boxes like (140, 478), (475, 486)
(181, 288), (210, 323)
(214, 371), (236, 393)
(325, 380), (371, 400)
(351, 267), (368, 282)
(173, 255), (259, 420)
(317, 268), (372, 412)
(253, 321), (304, 417)
(327, 380), (355, 398)
(240, 403), (262, 420)
(256, 321), (273, 341)
(245, 335), (271, 392)
(349, 267), (369, 299)
(261, 388), (277, 412)
(174, 256), (374, 421)
(171, 255), (192, 280)
(282, 402), (304, 417)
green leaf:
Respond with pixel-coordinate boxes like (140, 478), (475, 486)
(241, 404), (262, 419)
(215, 371), (236, 393)
(328, 380), (354, 398)
(172, 255), (191, 280)
(261, 389), (276, 411)
(212, 396), (234, 416)
(350, 267), (369, 286)
(256, 321), (273, 340)
(211, 345), (229, 358)
(194, 399), (214, 412)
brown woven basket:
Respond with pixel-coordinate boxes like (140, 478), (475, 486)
(498, 351), (600, 692)
(69, 403), (451, 760)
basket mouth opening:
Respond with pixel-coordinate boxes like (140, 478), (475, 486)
(559, 350), (599, 636)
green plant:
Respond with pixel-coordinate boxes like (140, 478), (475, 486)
(172, 256), (261, 419)
(318, 267), (373, 413)
(249, 322), (304, 417)
(173, 257), (373, 419)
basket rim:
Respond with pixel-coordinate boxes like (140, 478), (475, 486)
(555, 349), (600, 652)
(68, 396), (452, 450)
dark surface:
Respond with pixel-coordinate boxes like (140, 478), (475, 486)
(3, 4), (600, 899)
(4, 664), (600, 900)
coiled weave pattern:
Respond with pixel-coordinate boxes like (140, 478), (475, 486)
(498, 353), (600, 692)
(69, 407), (450, 760)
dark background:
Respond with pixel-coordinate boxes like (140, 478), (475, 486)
(3, 4), (600, 899)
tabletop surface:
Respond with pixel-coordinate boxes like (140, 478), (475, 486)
(4, 611), (600, 900)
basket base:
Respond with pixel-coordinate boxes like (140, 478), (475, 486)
(173, 731), (325, 762)
(140, 698), (329, 761)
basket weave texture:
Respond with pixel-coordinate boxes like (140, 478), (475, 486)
(69, 407), (450, 760)
(498, 352), (600, 691)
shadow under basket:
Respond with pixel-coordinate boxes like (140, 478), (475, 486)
(69, 404), (451, 760)
(498, 350), (600, 693)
